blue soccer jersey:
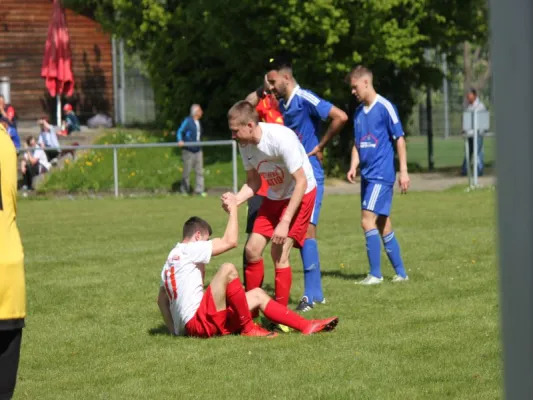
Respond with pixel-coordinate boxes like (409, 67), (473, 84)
(279, 85), (333, 182)
(353, 95), (404, 185)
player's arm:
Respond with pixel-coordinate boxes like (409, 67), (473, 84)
(347, 145), (360, 183)
(157, 287), (175, 335)
(396, 137), (409, 193)
(315, 106), (348, 153)
(234, 169), (261, 206)
(245, 90), (260, 107)
(385, 106), (410, 193)
(211, 199), (239, 256)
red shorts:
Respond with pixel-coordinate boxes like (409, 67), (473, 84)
(252, 188), (316, 248)
(185, 286), (241, 338)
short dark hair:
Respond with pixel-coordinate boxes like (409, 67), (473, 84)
(25, 136), (35, 146)
(182, 216), (212, 239)
(469, 88), (477, 96)
(228, 100), (259, 125)
(265, 54), (292, 72)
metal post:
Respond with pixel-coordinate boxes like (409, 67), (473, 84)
(426, 85), (435, 171)
(118, 39), (126, 125)
(491, 0), (533, 397)
(442, 53), (450, 139)
(113, 147), (119, 198)
(464, 136), (472, 187)
(232, 140), (238, 193)
(111, 37), (119, 125)
(0, 77), (10, 103)
(472, 110), (478, 187)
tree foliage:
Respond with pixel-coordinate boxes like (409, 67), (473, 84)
(65, 0), (488, 173)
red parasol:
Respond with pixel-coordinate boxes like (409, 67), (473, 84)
(41, 0), (74, 125)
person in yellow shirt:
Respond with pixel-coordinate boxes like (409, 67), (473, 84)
(0, 117), (26, 400)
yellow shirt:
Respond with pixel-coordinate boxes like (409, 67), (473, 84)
(0, 124), (26, 323)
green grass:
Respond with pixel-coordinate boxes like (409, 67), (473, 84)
(406, 135), (495, 172)
(15, 190), (501, 399)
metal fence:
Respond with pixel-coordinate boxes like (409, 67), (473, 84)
(33, 140), (239, 197)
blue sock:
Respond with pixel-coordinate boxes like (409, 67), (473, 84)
(383, 232), (407, 278)
(365, 229), (382, 278)
(300, 238), (322, 302)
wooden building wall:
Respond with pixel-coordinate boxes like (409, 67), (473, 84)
(0, 0), (114, 123)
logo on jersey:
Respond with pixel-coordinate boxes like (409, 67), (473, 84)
(360, 133), (378, 149)
(257, 161), (285, 186)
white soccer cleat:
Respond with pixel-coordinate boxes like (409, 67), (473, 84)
(391, 275), (409, 282)
(356, 275), (384, 285)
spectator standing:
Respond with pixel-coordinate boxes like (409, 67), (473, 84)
(0, 95), (16, 127)
(461, 88), (487, 177)
(176, 104), (206, 197)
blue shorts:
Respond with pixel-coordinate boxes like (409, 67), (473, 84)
(361, 180), (393, 216)
(310, 180), (324, 226)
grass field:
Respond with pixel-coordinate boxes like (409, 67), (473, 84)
(14, 189), (501, 399)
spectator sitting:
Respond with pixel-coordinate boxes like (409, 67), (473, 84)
(59, 103), (80, 136)
(1, 116), (21, 151)
(37, 117), (61, 163)
(20, 136), (51, 191)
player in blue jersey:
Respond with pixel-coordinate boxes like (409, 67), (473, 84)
(346, 66), (410, 285)
(264, 56), (348, 311)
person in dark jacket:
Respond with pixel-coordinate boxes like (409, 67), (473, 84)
(176, 104), (206, 197)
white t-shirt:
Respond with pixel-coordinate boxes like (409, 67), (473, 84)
(24, 148), (51, 173)
(160, 240), (213, 336)
(194, 120), (201, 141)
(239, 122), (316, 200)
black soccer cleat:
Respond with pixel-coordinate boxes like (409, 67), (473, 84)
(295, 296), (314, 312)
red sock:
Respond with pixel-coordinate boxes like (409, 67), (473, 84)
(275, 267), (292, 306)
(245, 259), (264, 318)
(263, 300), (310, 332)
(226, 278), (255, 333)
(245, 259), (264, 291)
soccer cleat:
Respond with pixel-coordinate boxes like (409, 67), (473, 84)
(391, 275), (409, 282)
(302, 317), (339, 335)
(296, 296), (314, 312)
(313, 298), (326, 306)
(241, 324), (278, 338)
(356, 275), (384, 285)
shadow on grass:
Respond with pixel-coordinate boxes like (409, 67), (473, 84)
(148, 323), (172, 336)
(322, 270), (368, 282)
(404, 161), (495, 174)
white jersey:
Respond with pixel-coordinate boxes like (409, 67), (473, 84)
(239, 122), (316, 200)
(160, 240), (212, 336)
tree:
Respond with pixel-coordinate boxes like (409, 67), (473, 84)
(65, 0), (488, 172)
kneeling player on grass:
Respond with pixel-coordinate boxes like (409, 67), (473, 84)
(225, 100), (317, 318)
(156, 197), (338, 338)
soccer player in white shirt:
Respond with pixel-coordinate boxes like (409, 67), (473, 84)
(224, 100), (318, 316)
(157, 196), (339, 338)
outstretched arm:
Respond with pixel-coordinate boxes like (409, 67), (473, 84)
(211, 198), (239, 256)
(157, 287), (175, 335)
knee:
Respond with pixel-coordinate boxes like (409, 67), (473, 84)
(245, 242), (261, 262)
(220, 262), (238, 281)
(271, 246), (290, 266)
(248, 287), (269, 305)
(305, 224), (316, 239)
(361, 215), (376, 232)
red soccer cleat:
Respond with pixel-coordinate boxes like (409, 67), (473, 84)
(241, 324), (278, 338)
(301, 317), (339, 335)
